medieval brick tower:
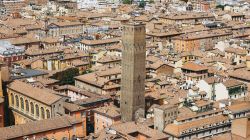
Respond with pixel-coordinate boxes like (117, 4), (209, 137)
(121, 22), (146, 122)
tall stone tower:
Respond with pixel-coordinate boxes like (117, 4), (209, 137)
(121, 22), (146, 122)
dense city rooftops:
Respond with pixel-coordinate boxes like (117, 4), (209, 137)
(160, 12), (214, 20)
(173, 29), (232, 40)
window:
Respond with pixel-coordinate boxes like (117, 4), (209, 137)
(15, 95), (19, 108)
(41, 107), (45, 119)
(81, 112), (86, 117)
(46, 110), (50, 119)
(10, 93), (14, 106)
(35, 104), (39, 118)
(20, 97), (24, 111)
(30, 102), (34, 115)
(25, 100), (29, 112)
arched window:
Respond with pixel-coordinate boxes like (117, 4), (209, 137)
(15, 95), (19, 108)
(41, 107), (45, 119)
(30, 102), (34, 115)
(46, 110), (50, 119)
(20, 97), (24, 111)
(10, 93), (14, 106)
(35, 104), (39, 118)
(25, 100), (29, 112)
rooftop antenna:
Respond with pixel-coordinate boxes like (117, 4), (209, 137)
(0, 0), (5, 16)
(44, 17), (49, 37)
(44, 8), (51, 37)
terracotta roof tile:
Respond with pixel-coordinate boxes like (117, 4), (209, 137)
(181, 62), (208, 71)
(8, 80), (62, 105)
(0, 115), (82, 139)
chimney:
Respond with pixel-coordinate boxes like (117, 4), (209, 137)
(1, 66), (10, 82)
(228, 99), (232, 106)
(246, 56), (250, 68)
(231, 117), (250, 138)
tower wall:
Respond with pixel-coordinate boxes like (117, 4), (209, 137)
(121, 23), (146, 122)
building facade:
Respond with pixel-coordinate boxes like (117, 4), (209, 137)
(0, 41), (25, 66)
(47, 22), (84, 37)
(93, 105), (120, 133)
(154, 104), (178, 131)
(7, 80), (64, 125)
(173, 30), (232, 52)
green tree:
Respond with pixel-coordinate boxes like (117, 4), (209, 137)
(123, 0), (132, 4)
(216, 5), (224, 10)
(139, 0), (146, 8)
(82, 69), (93, 74)
(149, 0), (154, 4)
(52, 68), (79, 85)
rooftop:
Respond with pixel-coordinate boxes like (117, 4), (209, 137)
(160, 12), (214, 20)
(80, 38), (120, 46)
(227, 101), (250, 114)
(93, 105), (120, 118)
(0, 40), (25, 55)
(111, 121), (168, 140)
(223, 79), (245, 88)
(229, 69), (250, 81)
(181, 62), (208, 71)
(11, 68), (48, 80)
(225, 47), (247, 55)
(165, 114), (229, 137)
(0, 115), (82, 139)
(8, 80), (62, 105)
(74, 73), (109, 88)
(173, 29), (232, 40)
